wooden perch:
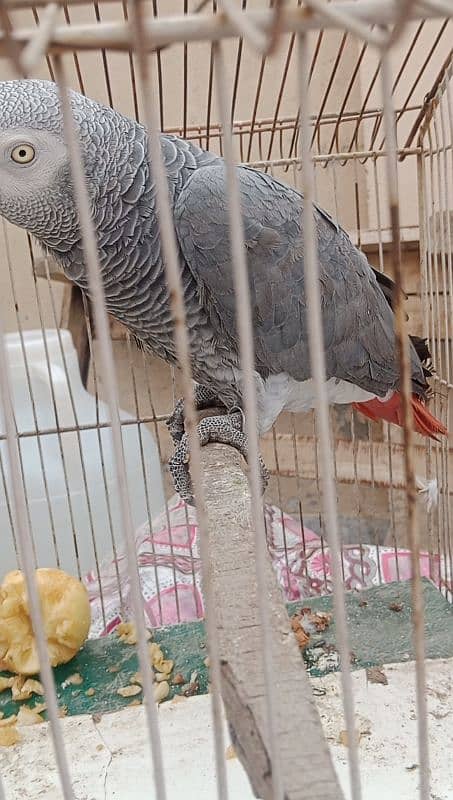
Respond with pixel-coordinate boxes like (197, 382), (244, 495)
(199, 443), (343, 800)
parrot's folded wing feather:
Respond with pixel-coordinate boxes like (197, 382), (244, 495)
(174, 163), (427, 398)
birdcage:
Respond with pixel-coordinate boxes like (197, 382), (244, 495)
(0, 2), (452, 799)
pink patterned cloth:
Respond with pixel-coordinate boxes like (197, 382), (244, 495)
(84, 494), (450, 638)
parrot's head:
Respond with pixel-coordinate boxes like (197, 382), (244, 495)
(0, 79), (133, 251)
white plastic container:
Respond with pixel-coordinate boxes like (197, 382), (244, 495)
(0, 329), (165, 576)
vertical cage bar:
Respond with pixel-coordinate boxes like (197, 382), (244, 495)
(213, 39), (284, 800)
(0, 315), (75, 800)
(53, 54), (168, 799)
(297, 31), (362, 800)
(126, 3), (229, 797)
(432, 110), (449, 595)
(417, 151), (436, 584)
(381, 53), (430, 800)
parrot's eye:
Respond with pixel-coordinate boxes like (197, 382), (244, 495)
(11, 144), (35, 165)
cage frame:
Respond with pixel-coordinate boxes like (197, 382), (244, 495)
(0, 3), (451, 800)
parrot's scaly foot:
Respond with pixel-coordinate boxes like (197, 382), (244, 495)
(166, 385), (222, 445)
(168, 411), (269, 505)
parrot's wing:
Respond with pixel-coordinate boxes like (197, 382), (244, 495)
(174, 163), (426, 397)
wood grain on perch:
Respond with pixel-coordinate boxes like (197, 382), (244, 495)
(199, 442), (343, 800)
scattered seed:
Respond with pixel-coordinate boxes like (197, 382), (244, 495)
(0, 676), (14, 693)
(184, 672), (200, 697)
(11, 677), (41, 702)
(366, 667), (388, 686)
(148, 643), (173, 677)
(17, 706), (43, 726)
(154, 681), (170, 703)
(117, 623), (152, 645)
(116, 622), (137, 644)
(25, 679), (44, 696)
(117, 685), (142, 698)
(154, 659), (174, 676)
(0, 725), (20, 747)
(85, 688), (95, 697)
(0, 715), (17, 727)
(338, 726), (370, 747)
(172, 673), (185, 686)
(389, 602), (403, 612)
(310, 612), (332, 631)
(291, 615), (310, 650)
(225, 745), (236, 760)
(66, 673), (83, 686)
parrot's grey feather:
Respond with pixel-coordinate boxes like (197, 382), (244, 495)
(174, 164), (427, 397)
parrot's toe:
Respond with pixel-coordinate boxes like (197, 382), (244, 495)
(166, 385), (223, 446)
(166, 397), (186, 444)
(168, 411), (269, 506)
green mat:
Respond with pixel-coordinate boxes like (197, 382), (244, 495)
(288, 578), (453, 676)
(1, 578), (452, 721)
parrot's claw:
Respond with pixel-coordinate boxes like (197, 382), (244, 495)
(168, 411), (269, 505)
(166, 397), (186, 444)
(166, 385), (221, 445)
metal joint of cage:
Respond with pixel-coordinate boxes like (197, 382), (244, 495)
(213, 0), (286, 57)
(0, 0), (60, 75)
(21, 2), (60, 74)
(402, 50), (453, 158)
(216, 0), (417, 54)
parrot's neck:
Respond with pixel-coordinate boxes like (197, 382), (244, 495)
(40, 124), (222, 367)
(48, 128), (219, 301)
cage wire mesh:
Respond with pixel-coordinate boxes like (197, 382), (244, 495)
(0, 2), (451, 800)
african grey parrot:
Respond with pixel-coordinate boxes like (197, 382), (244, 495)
(0, 80), (446, 500)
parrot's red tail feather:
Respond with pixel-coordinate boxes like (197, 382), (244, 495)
(353, 392), (447, 440)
